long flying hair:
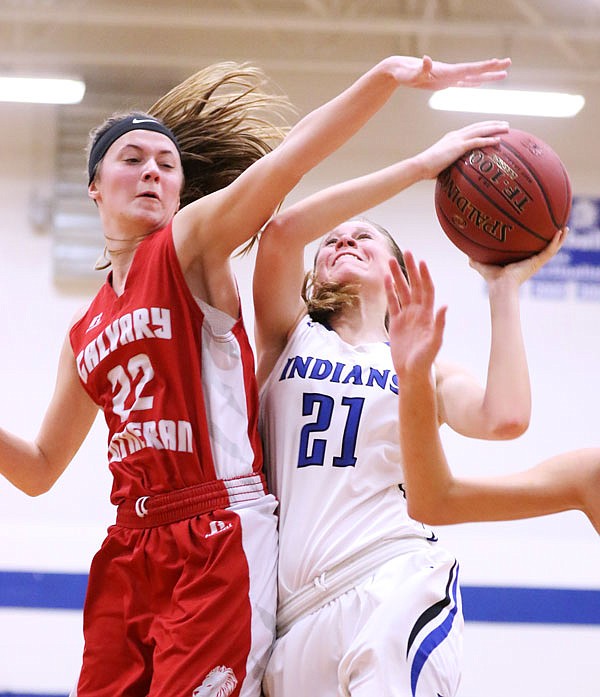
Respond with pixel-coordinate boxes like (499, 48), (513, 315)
(148, 62), (294, 209)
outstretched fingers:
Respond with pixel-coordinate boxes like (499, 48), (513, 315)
(388, 251), (436, 312)
(422, 56), (511, 89)
(388, 256), (411, 311)
(386, 253), (447, 373)
(417, 257), (437, 315)
(384, 264), (402, 321)
(451, 57), (512, 85)
(417, 120), (509, 181)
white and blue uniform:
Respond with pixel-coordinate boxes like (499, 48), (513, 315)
(260, 316), (463, 697)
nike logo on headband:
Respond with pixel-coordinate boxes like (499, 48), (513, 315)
(131, 118), (158, 124)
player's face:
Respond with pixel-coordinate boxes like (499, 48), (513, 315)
(315, 221), (393, 287)
(88, 130), (183, 233)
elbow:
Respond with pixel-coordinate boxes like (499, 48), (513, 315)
(406, 497), (449, 527)
(263, 209), (308, 246)
(263, 212), (292, 237)
(489, 415), (530, 440)
(21, 478), (55, 497)
(15, 452), (62, 497)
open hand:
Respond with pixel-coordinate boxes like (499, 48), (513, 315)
(392, 55), (511, 90)
(414, 120), (509, 180)
(385, 252), (447, 378)
(470, 227), (568, 285)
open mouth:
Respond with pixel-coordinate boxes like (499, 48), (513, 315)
(333, 252), (362, 266)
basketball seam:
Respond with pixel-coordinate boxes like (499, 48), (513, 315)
(455, 159), (551, 243)
(558, 160), (572, 225)
(499, 139), (565, 230)
(436, 205), (527, 262)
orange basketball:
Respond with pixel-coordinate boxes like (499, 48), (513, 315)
(435, 128), (572, 265)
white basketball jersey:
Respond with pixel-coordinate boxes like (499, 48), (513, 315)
(259, 317), (436, 607)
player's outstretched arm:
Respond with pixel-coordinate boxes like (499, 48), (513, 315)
(254, 120), (509, 385)
(386, 254), (600, 534)
(175, 56), (511, 265)
(0, 334), (98, 496)
(436, 229), (566, 442)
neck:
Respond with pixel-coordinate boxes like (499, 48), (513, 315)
(101, 228), (153, 295)
(105, 230), (150, 257)
(328, 300), (388, 345)
(99, 206), (162, 264)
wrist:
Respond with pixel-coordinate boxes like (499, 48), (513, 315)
(403, 154), (431, 182)
(396, 364), (434, 388)
(487, 274), (520, 299)
(377, 55), (414, 86)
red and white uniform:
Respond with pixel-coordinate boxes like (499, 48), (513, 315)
(69, 224), (277, 697)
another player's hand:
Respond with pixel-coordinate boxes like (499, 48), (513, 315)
(385, 252), (447, 379)
(389, 55), (511, 90)
(471, 227), (568, 286)
(414, 120), (509, 180)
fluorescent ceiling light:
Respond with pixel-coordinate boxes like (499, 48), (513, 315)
(429, 87), (585, 118)
(0, 76), (85, 104)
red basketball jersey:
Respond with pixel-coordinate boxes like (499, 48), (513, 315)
(69, 224), (263, 504)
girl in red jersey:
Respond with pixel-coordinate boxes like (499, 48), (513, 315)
(0, 56), (512, 696)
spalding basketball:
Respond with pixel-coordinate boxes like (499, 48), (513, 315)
(434, 128), (572, 265)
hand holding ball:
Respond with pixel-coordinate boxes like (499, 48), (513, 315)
(434, 129), (571, 265)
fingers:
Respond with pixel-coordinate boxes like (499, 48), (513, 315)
(384, 270), (402, 321)
(388, 252), (437, 311)
(541, 227), (567, 256)
(421, 55), (434, 74)
(553, 226), (568, 249)
(429, 305), (448, 358)
(448, 57), (511, 88)
(459, 120), (510, 137)
(386, 252), (447, 358)
(457, 71), (510, 86)
(418, 258), (437, 313)
(453, 121), (509, 153)
(452, 57), (511, 77)
(528, 227), (568, 269)
(434, 305), (448, 339)
(388, 257), (411, 309)
(464, 58), (512, 71)
(403, 251), (422, 303)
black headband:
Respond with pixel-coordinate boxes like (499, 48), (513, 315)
(87, 115), (181, 185)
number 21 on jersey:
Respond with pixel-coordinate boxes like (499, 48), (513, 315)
(298, 392), (364, 468)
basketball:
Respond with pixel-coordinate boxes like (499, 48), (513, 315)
(434, 128), (572, 265)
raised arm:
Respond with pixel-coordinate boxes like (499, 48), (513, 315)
(0, 334), (98, 496)
(174, 56), (511, 271)
(254, 120), (510, 383)
(435, 229), (566, 440)
(386, 253), (599, 533)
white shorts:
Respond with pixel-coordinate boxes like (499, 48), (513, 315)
(263, 544), (463, 697)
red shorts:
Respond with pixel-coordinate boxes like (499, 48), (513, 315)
(73, 494), (278, 696)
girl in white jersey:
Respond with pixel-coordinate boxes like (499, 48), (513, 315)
(0, 56), (513, 697)
(254, 122), (576, 696)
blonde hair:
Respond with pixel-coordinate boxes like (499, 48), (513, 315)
(302, 276), (360, 324)
(148, 61), (293, 209)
